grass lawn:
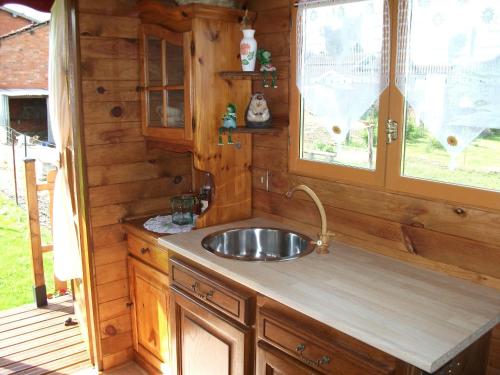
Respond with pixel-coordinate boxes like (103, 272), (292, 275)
(403, 133), (500, 191)
(0, 192), (55, 311)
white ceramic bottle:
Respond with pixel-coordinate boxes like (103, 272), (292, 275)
(240, 29), (257, 72)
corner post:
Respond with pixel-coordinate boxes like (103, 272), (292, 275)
(24, 158), (47, 307)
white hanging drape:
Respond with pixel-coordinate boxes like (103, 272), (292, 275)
(49, 0), (82, 281)
(296, 0), (390, 142)
(396, 0), (500, 168)
(0, 95), (9, 128)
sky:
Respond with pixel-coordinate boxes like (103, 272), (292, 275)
(3, 3), (50, 22)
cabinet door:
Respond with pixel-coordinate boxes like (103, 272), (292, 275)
(171, 287), (252, 375)
(140, 24), (192, 145)
(257, 341), (321, 375)
(128, 256), (171, 372)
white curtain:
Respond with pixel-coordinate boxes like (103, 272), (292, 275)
(296, 0), (390, 143)
(396, 0), (500, 168)
(0, 95), (9, 144)
(49, 0), (82, 281)
(0, 95), (9, 127)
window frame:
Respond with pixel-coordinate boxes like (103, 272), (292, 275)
(289, 6), (390, 188)
(289, 1), (500, 210)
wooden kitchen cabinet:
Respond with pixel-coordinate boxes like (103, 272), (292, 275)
(139, 23), (193, 150)
(128, 256), (171, 373)
(257, 340), (322, 375)
(257, 295), (401, 375)
(168, 257), (254, 375)
(170, 287), (253, 375)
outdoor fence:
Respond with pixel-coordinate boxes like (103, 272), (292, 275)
(0, 126), (61, 306)
(0, 126), (56, 211)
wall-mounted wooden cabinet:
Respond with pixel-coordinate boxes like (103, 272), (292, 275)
(139, 24), (193, 151)
(138, 1), (256, 228)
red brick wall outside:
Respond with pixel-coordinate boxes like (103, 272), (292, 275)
(0, 9), (31, 36)
(0, 23), (49, 89)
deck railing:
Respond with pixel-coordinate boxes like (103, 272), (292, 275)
(24, 158), (66, 307)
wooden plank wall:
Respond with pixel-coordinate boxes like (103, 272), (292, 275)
(78, 0), (192, 369)
(245, 0), (500, 373)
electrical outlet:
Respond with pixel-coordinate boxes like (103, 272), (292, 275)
(257, 170), (270, 191)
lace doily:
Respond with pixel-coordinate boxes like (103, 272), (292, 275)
(143, 215), (196, 234)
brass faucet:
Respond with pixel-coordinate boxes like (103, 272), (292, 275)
(285, 184), (335, 254)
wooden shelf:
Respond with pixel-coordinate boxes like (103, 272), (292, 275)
(231, 127), (281, 134)
(219, 71), (265, 80)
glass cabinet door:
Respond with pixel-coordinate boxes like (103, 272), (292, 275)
(140, 24), (192, 142)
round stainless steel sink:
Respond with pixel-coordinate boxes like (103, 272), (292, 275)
(201, 227), (315, 261)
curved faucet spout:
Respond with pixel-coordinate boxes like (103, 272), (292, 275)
(285, 184), (334, 254)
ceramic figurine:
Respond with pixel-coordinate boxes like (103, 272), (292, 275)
(257, 49), (277, 88)
(240, 10), (257, 71)
(220, 103), (237, 145)
(245, 93), (271, 128)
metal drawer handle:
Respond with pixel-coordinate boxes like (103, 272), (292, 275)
(140, 247), (150, 254)
(191, 281), (214, 300)
(295, 343), (331, 367)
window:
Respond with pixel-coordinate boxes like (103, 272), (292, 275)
(290, 0), (500, 209)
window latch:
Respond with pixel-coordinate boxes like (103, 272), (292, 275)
(386, 119), (398, 144)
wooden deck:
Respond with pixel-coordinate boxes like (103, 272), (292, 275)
(0, 295), (92, 375)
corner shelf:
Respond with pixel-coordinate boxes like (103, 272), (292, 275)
(219, 71), (266, 81)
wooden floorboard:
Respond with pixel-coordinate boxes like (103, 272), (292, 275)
(0, 302), (73, 327)
(0, 297), (72, 320)
(0, 315), (73, 342)
(0, 296), (92, 375)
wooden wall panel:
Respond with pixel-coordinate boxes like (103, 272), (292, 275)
(87, 158), (191, 187)
(247, 0), (500, 372)
(78, 0), (193, 369)
(100, 314), (132, 339)
(97, 279), (129, 304)
(84, 122), (143, 146)
(79, 14), (139, 39)
(82, 81), (140, 102)
(81, 58), (139, 81)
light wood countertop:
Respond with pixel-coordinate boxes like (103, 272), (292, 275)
(158, 217), (500, 373)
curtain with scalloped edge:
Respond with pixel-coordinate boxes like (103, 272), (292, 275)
(296, 0), (389, 144)
(49, 0), (82, 281)
(396, 0), (500, 169)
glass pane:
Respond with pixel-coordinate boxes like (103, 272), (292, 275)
(301, 101), (379, 170)
(397, 1), (500, 192)
(148, 91), (164, 128)
(402, 104), (500, 192)
(166, 90), (184, 128)
(297, 0), (388, 171)
(147, 37), (163, 87)
(165, 41), (184, 86)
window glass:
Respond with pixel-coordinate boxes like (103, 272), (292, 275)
(297, 0), (389, 170)
(148, 90), (163, 128)
(165, 42), (184, 86)
(147, 37), (163, 87)
(396, 0), (500, 192)
(166, 90), (184, 128)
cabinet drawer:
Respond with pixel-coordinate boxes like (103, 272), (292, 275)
(257, 340), (322, 375)
(128, 234), (169, 272)
(169, 258), (254, 325)
(259, 309), (394, 375)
